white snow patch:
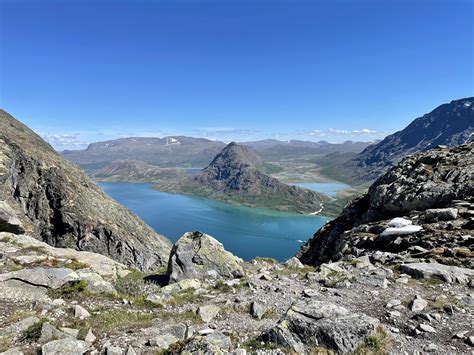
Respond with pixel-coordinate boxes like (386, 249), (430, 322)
(381, 225), (422, 237)
(387, 217), (413, 228)
(463, 101), (472, 108)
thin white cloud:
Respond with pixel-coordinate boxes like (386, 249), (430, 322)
(43, 134), (91, 150)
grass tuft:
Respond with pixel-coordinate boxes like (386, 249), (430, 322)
(354, 326), (393, 355)
(47, 279), (88, 298)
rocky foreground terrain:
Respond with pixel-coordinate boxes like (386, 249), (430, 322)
(0, 140), (473, 354)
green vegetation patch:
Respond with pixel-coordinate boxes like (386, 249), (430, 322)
(354, 326), (393, 355)
(47, 279), (88, 298)
(21, 318), (47, 341)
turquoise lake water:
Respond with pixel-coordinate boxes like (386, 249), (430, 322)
(99, 182), (331, 261)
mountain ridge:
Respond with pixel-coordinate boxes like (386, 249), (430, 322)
(155, 142), (331, 214)
(0, 109), (172, 271)
(345, 97), (474, 181)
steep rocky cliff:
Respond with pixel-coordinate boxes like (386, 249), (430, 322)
(0, 110), (172, 271)
(349, 97), (474, 181)
(298, 143), (474, 266)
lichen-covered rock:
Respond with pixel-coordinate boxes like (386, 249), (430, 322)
(41, 339), (90, 355)
(261, 298), (379, 353)
(148, 323), (187, 349)
(401, 263), (474, 284)
(0, 110), (172, 271)
(167, 231), (244, 283)
(181, 332), (232, 353)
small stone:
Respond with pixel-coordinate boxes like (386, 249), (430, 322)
(424, 343), (438, 352)
(250, 301), (265, 319)
(466, 336), (474, 347)
(453, 331), (469, 339)
(259, 273), (272, 281)
(410, 295), (428, 312)
(387, 310), (401, 318)
(74, 305), (91, 319)
(39, 323), (71, 343)
(106, 346), (124, 355)
(386, 299), (401, 308)
(60, 328), (80, 338)
(197, 305), (220, 323)
(84, 329), (96, 343)
(303, 289), (318, 297)
(396, 277), (409, 284)
(284, 257), (304, 269)
(198, 328), (215, 335)
(418, 324), (436, 333)
(52, 299), (66, 306)
(125, 346), (137, 355)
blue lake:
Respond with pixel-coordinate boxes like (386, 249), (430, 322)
(290, 182), (350, 197)
(99, 182), (330, 261)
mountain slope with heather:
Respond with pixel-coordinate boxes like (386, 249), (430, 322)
(155, 142), (331, 214)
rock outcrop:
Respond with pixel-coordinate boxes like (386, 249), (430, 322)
(261, 299), (380, 353)
(167, 231), (244, 283)
(298, 143), (474, 267)
(0, 110), (172, 271)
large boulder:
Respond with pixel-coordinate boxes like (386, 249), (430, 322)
(41, 339), (90, 355)
(400, 263), (474, 284)
(167, 231), (244, 283)
(261, 299), (380, 353)
(0, 267), (79, 288)
(0, 232), (129, 280)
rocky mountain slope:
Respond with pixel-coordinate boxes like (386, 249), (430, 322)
(155, 142), (331, 214)
(90, 160), (187, 183)
(0, 110), (172, 271)
(62, 136), (227, 172)
(343, 97), (474, 182)
(243, 139), (375, 160)
(298, 142), (474, 267)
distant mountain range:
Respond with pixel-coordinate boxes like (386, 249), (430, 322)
(321, 97), (474, 183)
(155, 142), (331, 214)
(61, 97), (473, 187)
(62, 137), (374, 174)
(62, 136), (227, 172)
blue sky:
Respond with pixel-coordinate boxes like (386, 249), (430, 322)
(0, 0), (472, 150)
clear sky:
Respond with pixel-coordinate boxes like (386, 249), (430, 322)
(0, 0), (472, 150)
